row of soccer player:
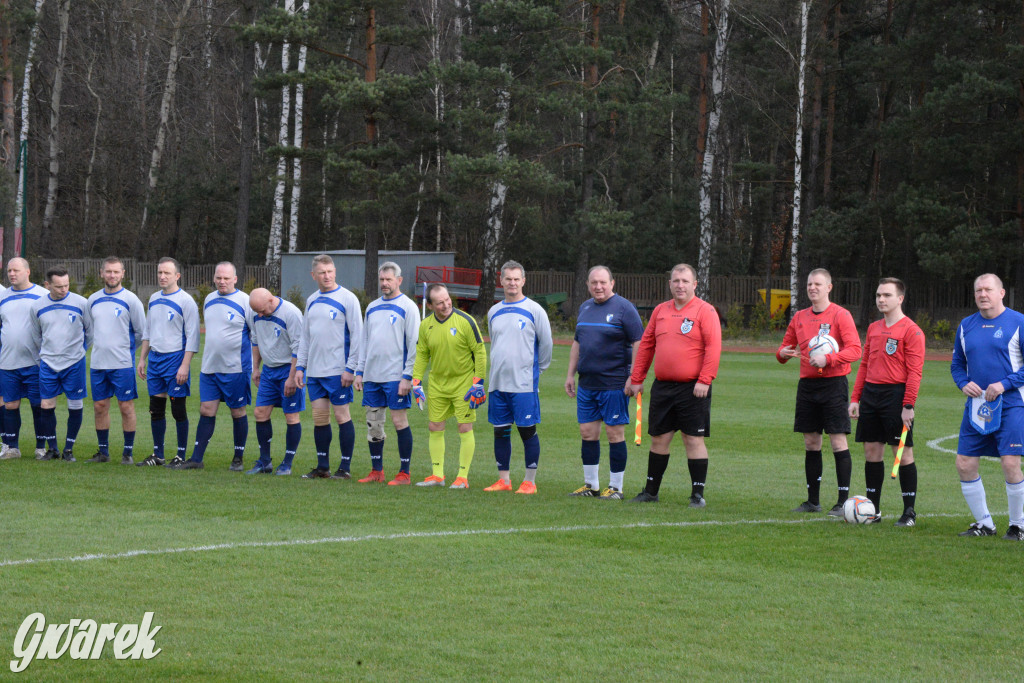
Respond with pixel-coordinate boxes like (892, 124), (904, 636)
(1, 255), (1021, 539)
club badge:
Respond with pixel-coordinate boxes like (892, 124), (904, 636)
(606, 314), (614, 323)
(518, 320), (526, 330)
(329, 309), (337, 320)
(389, 314), (398, 325)
(680, 318), (693, 334)
(885, 337), (898, 355)
(818, 323), (831, 335)
(68, 313), (77, 324)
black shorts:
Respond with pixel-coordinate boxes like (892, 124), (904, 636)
(855, 382), (913, 447)
(794, 376), (850, 435)
(648, 379), (711, 438)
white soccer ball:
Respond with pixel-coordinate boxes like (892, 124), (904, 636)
(808, 334), (839, 357)
(843, 495), (876, 524)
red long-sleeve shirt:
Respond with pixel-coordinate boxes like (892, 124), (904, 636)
(631, 296), (721, 385)
(850, 316), (925, 404)
(776, 303), (861, 378)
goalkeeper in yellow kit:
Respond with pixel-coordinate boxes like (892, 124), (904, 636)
(411, 284), (488, 488)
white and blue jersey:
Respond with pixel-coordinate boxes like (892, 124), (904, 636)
(952, 309), (1024, 409)
(356, 293), (419, 383)
(201, 289), (252, 375)
(144, 288), (200, 355)
(297, 285), (362, 378)
(248, 298), (303, 368)
(31, 291), (92, 371)
(88, 287), (146, 370)
(0, 284), (46, 371)
(486, 297), (553, 393)
(574, 294), (644, 391)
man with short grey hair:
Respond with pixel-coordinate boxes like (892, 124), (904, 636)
(353, 261), (420, 484)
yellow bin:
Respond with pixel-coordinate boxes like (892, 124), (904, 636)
(757, 288), (792, 317)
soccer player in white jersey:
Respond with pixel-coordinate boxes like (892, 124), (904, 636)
(136, 257), (200, 467)
(482, 260), (553, 495)
(247, 288), (304, 474)
(295, 254), (363, 479)
(0, 257), (47, 459)
(0, 270), (6, 460)
(86, 256), (147, 464)
(179, 262), (252, 471)
(31, 267), (93, 461)
(352, 261), (419, 484)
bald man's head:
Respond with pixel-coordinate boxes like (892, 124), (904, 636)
(249, 288), (277, 317)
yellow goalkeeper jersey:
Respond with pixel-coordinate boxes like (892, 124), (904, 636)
(412, 309), (487, 397)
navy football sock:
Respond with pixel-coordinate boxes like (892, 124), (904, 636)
(190, 415), (216, 463)
(396, 426), (413, 473)
(283, 423), (301, 467)
(314, 424), (332, 470)
(256, 420), (273, 465)
(338, 420), (355, 472)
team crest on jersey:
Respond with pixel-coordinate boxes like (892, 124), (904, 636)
(167, 311), (175, 321)
(274, 327), (282, 338)
(994, 327), (1003, 339)
(518, 319), (526, 330)
(329, 309), (338, 320)
(680, 318), (693, 334)
(68, 313), (77, 324)
(226, 311), (235, 322)
(389, 314), (397, 325)
(606, 314), (614, 323)
(449, 327), (457, 336)
(885, 337), (898, 355)
(114, 308), (123, 318)
(818, 323), (831, 335)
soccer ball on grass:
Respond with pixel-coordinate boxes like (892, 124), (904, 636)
(843, 495), (876, 524)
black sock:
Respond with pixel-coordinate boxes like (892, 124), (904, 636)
(805, 450), (823, 505)
(864, 460), (884, 511)
(645, 451), (670, 496)
(687, 458), (708, 498)
(899, 462), (917, 511)
(834, 449), (852, 506)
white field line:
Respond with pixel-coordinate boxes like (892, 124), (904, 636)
(0, 514), (972, 570)
(927, 433), (1000, 462)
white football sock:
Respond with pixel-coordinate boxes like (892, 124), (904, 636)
(961, 477), (994, 528)
(583, 464), (599, 490)
(609, 470), (624, 491)
(1006, 479), (1024, 527)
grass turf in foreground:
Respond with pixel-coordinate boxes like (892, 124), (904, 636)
(0, 347), (1021, 679)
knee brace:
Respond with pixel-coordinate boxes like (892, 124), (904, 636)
(67, 399), (84, 410)
(170, 397), (188, 422)
(366, 407), (386, 442)
(517, 425), (537, 441)
(149, 396), (167, 420)
(312, 405), (331, 426)
(494, 425), (512, 440)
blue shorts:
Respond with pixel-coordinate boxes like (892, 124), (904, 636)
(958, 405), (1024, 457)
(147, 350), (190, 398)
(576, 385), (631, 426)
(91, 367), (138, 402)
(307, 375), (353, 406)
(1, 365), (40, 404)
(40, 359), (88, 401)
(362, 380), (412, 411)
(200, 372), (251, 408)
(488, 390), (541, 427)
(256, 364), (305, 414)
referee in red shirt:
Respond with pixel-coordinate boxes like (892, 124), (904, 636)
(777, 268), (862, 516)
(626, 264), (722, 505)
(849, 277), (924, 526)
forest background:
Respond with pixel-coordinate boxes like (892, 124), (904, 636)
(0, 0), (1019, 318)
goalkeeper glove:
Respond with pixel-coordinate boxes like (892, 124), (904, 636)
(411, 379), (426, 410)
(463, 378), (486, 409)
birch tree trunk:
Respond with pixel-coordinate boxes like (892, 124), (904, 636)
(476, 74), (510, 311)
(11, 0), (47, 259)
(266, 0), (295, 288)
(233, 0), (258, 274)
(788, 0), (809, 310)
(83, 60), (102, 236)
(696, 0), (729, 300)
(41, 0), (71, 240)
(1, 0), (14, 265)
(287, 0), (307, 254)
(136, 0), (195, 257)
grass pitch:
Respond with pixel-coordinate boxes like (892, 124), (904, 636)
(1, 344), (1021, 680)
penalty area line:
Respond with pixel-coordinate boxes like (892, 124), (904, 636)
(0, 514), (966, 569)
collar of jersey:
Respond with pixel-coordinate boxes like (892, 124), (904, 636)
(103, 286), (124, 295)
(592, 294), (616, 306)
(503, 297), (527, 305)
(48, 292), (70, 302)
(11, 284), (36, 292)
(382, 293), (402, 301)
(217, 290), (238, 296)
(160, 288), (181, 296)
(318, 285), (341, 295)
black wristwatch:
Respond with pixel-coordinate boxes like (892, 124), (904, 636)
(903, 404), (914, 410)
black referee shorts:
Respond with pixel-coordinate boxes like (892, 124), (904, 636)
(855, 382), (913, 447)
(794, 375), (850, 435)
(648, 379), (711, 438)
